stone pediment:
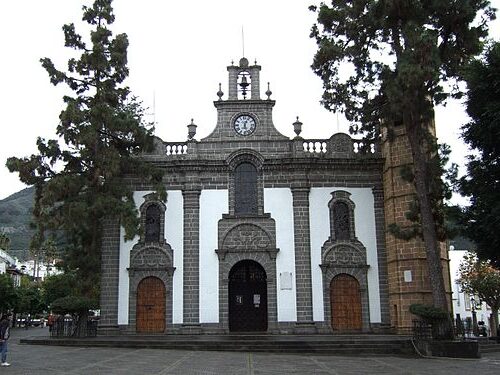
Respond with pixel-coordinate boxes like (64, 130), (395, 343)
(222, 223), (272, 250)
(129, 243), (174, 274)
(321, 240), (367, 267)
(216, 221), (279, 260)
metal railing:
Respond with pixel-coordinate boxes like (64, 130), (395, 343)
(412, 318), (485, 342)
(50, 317), (98, 338)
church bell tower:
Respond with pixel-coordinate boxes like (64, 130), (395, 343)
(202, 57), (287, 142)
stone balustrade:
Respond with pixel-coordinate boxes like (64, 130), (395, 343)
(165, 142), (188, 155)
(162, 133), (379, 158)
(299, 133), (379, 157)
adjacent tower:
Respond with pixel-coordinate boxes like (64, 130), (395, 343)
(381, 124), (452, 331)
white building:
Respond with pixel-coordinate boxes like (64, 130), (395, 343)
(0, 248), (21, 287)
(16, 259), (59, 281)
(449, 246), (499, 333)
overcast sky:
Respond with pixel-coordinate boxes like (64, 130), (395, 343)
(0, 0), (498, 201)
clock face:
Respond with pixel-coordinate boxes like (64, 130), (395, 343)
(233, 114), (256, 136)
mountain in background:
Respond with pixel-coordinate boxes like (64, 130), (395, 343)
(0, 186), (35, 260)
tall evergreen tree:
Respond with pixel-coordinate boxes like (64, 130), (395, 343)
(459, 42), (500, 267)
(6, 0), (163, 302)
(309, 0), (495, 314)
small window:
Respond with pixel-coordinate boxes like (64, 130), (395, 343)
(145, 205), (161, 242)
(333, 201), (350, 240)
(234, 162), (258, 214)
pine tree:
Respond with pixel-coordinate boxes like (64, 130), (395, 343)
(6, 0), (163, 302)
(460, 42), (500, 267)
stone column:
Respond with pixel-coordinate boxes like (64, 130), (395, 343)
(227, 66), (238, 100)
(372, 184), (391, 329)
(182, 189), (201, 332)
(250, 65), (261, 100)
(98, 217), (121, 335)
(292, 187), (315, 332)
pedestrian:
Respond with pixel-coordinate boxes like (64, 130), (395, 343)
(47, 313), (54, 333)
(0, 313), (12, 367)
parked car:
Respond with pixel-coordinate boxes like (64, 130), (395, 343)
(16, 318), (44, 327)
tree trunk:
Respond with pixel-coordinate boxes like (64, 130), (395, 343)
(492, 308), (499, 338)
(406, 121), (453, 338)
(73, 310), (89, 338)
(406, 122), (449, 310)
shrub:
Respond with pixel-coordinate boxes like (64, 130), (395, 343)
(50, 296), (97, 315)
(410, 303), (449, 322)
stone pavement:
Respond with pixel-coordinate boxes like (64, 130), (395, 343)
(3, 327), (500, 374)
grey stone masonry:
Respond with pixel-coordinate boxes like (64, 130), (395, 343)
(182, 189), (201, 326)
(372, 184), (391, 329)
(291, 187), (314, 325)
(99, 218), (121, 334)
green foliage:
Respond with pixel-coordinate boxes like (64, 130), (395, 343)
(459, 42), (500, 266)
(6, 0), (163, 299)
(409, 303), (449, 322)
(14, 279), (46, 317)
(0, 274), (17, 313)
(309, 1), (494, 133)
(42, 273), (78, 307)
(458, 253), (500, 311)
(50, 295), (97, 315)
(389, 143), (458, 241)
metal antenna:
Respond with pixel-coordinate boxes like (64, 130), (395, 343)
(242, 26), (245, 57)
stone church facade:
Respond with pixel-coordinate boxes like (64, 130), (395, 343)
(98, 58), (451, 335)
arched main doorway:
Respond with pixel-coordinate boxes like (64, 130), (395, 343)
(330, 274), (362, 331)
(229, 260), (268, 332)
(136, 276), (166, 333)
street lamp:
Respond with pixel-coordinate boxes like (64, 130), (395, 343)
(470, 296), (479, 336)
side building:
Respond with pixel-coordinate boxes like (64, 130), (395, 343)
(99, 58), (450, 335)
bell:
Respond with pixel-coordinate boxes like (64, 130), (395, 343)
(239, 75), (249, 89)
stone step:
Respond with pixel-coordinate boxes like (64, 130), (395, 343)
(20, 335), (414, 356)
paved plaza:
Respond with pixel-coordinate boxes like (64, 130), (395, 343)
(2, 327), (499, 374)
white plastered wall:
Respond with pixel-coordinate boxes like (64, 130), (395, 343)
(117, 190), (184, 325)
(264, 188), (297, 322)
(199, 190), (228, 323)
(309, 187), (381, 323)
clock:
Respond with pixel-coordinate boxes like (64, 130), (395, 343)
(233, 114), (256, 136)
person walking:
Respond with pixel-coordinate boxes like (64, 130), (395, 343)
(0, 313), (12, 367)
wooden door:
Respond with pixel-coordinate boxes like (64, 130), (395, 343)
(330, 274), (362, 331)
(229, 260), (268, 332)
(136, 277), (166, 333)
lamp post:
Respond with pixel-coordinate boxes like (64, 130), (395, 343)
(471, 296), (479, 336)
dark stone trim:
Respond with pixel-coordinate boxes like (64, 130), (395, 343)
(291, 187), (314, 324)
(372, 184), (391, 327)
(99, 217), (121, 332)
(182, 189), (201, 325)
